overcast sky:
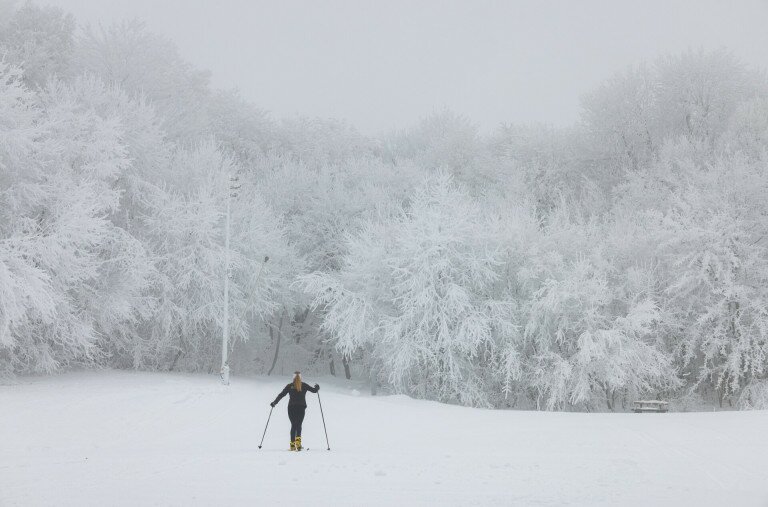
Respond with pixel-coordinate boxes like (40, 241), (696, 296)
(41, 0), (768, 135)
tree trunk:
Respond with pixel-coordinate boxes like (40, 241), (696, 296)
(169, 349), (182, 371)
(342, 355), (352, 380)
(329, 358), (336, 376)
(602, 384), (616, 411)
(292, 307), (311, 345)
(370, 369), (378, 396)
(267, 314), (284, 376)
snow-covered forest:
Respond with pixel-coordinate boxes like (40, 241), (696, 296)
(2, 1), (768, 412)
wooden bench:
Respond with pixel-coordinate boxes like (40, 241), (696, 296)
(632, 400), (669, 413)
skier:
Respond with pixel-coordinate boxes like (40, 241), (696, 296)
(271, 371), (320, 451)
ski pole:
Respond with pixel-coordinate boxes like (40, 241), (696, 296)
(258, 406), (273, 449)
(317, 392), (330, 451)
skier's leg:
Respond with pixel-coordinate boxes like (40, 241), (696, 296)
(292, 407), (306, 450)
(288, 406), (299, 448)
(296, 406), (306, 438)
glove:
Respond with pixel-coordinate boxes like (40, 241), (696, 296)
(314, 383), (320, 391)
(270, 401), (276, 407)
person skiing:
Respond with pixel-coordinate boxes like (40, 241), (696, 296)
(271, 371), (319, 451)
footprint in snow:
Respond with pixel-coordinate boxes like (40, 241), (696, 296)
(374, 470), (387, 477)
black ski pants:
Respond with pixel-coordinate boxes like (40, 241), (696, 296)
(288, 405), (306, 441)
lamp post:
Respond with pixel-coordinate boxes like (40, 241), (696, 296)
(220, 173), (270, 386)
(221, 174), (240, 385)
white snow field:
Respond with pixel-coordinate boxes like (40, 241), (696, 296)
(1, 371), (767, 507)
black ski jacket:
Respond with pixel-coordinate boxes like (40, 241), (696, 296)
(272, 382), (319, 408)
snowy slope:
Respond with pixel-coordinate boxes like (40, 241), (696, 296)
(1, 371), (767, 507)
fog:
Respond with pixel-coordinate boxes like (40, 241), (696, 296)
(4, 0), (768, 409)
(40, 0), (768, 134)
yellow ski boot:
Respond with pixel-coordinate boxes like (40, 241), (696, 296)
(289, 440), (296, 451)
(295, 436), (303, 451)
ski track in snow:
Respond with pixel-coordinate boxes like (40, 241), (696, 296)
(1, 371), (768, 507)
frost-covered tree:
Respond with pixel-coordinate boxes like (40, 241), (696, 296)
(655, 152), (768, 404)
(73, 20), (211, 142)
(665, 211), (768, 404)
(4, 0), (768, 413)
(509, 204), (678, 411)
(521, 252), (676, 411)
(205, 90), (275, 167)
(41, 76), (155, 362)
(583, 50), (766, 168)
(0, 61), (54, 372)
(303, 173), (520, 406)
(257, 156), (418, 273)
(0, 2), (75, 87)
(0, 62), (149, 374)
(136, 143), (299, 371)
(251, 154), (421, 376)
(488, 123), (610, 216)
(655, 49), (765, 149)
(385, 109), (485, 186)
(582, 63), (657, 171)
(721, 97), (768, 162)
(609, 135), (768, 406)
(275, 116), (378, 165)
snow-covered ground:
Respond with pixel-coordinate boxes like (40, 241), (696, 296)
(1, 371), (767, 506)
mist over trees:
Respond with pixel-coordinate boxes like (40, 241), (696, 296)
(2, 2), (767, 411)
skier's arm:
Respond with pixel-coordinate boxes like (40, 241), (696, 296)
(304, 382), (319, 393)
(271, 385), (290, 406)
